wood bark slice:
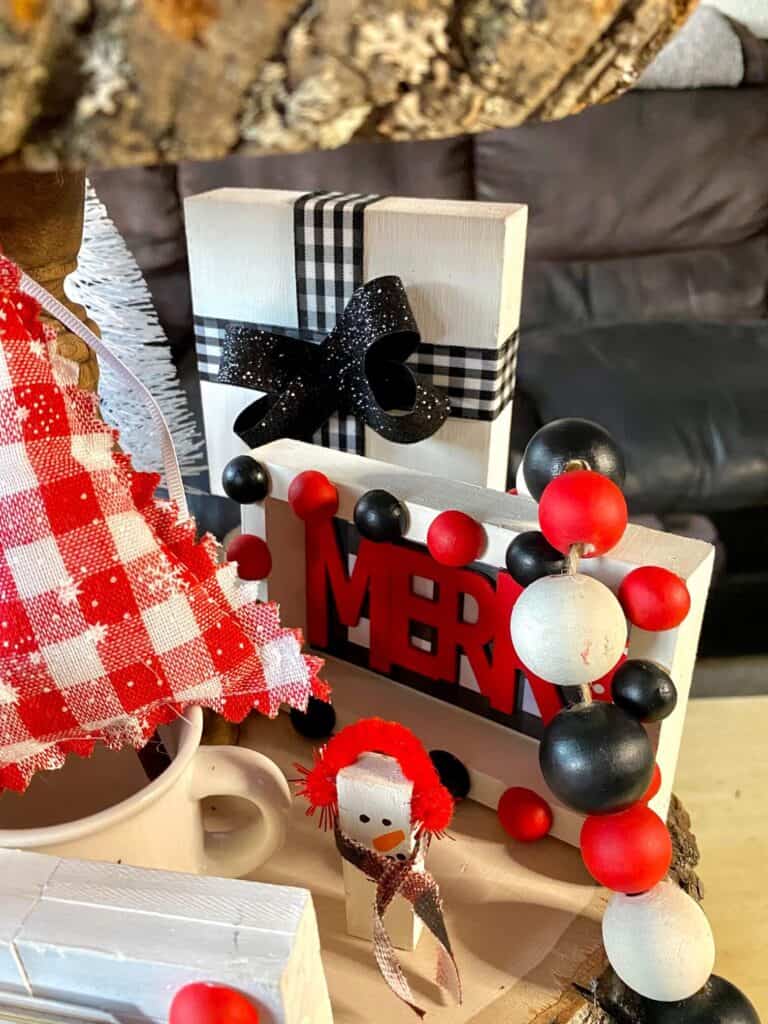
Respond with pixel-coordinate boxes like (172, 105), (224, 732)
(0, 0), (696, 171)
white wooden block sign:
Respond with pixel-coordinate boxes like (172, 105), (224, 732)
(184, 189), (527, 496)
(0, 848), (333, 1024)
(337, 753), (423, 951)
(244, 439), (715, 847)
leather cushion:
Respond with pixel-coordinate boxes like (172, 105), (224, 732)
(516, 320), (768, 512)
(522, 236), (768, 328)
(475, 89), (768, 259)
(178, 136), (474, 200)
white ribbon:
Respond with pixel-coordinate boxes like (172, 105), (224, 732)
(20, 271), (189, 521)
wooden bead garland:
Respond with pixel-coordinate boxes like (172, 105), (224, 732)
(510, 573), (627, 686)
(644, 974), (762, 1024)
(290, 696), (337, 740)
(539, 701), (654, 815)
(514, 460), (532, 498)
(288, 470), (339, 522)
(580, 804), (671, 893)
(612, 659), (678, 723)
(427, 510), (486, 567)
(221, 455), (270, 504)
(642, 762), (662, 804)
(602, 880), (716, 1002)
(170, 982), (261, 1024)
(521, 418), (626, 501)
(497, 786), (553, 842)
(510, 422), (753, 1018)
(619, 565), (691, 631)
(225, 533), (273, 580)
(538, 468), (628, 557)
(430, 749), (472, 800)
(505, 530), (566, 587)
(354, 489), (408, 542)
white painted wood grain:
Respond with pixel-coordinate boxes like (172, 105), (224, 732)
(247, 440), (715, 846)
(0, 849), (333, 1024)
(185, 189), (527, 494)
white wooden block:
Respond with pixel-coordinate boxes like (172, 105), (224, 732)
(185, 189), (527, 495)
(0, 991), (120, 1022)
(0, 848), (58, 993)
(337, 753), (423, 951)
(244, 439), (715, 847)
(0, 849), (333, 1024)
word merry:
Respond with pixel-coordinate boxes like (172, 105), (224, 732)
(305, 520), (561, 721)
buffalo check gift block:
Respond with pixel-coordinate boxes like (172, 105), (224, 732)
(0, 255), (325, 792)
(185, 189), (527, 493)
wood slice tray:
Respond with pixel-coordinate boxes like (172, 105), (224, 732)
(226, 712), (699, 1024)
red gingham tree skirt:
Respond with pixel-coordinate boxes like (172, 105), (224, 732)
(0, 254), (327, 791)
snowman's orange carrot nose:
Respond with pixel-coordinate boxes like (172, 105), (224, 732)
(373, 829), (406, 852)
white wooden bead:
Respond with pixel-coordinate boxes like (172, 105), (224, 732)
(510, 573), (627, 685)
(602, 880), (715, 1002)
(515, 460), (532, 498)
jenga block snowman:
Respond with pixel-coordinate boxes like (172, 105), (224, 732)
(294, 717), (459, 1014)
(231, 430), (714, 847)
(337, 752), (423, 950)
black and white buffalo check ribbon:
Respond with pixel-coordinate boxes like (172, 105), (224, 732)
(195, 191), (519, 455)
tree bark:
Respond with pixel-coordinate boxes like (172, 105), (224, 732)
(0, 0), (697, 172)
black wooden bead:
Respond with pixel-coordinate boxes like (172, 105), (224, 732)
(222, 456), (270, 504)
(353, 489), (408, 543)
(645, 975), (761, 1024)
(289, 698), (337, 740)
(539, 702), (654, 815)
(429, 749), (471, 800)
(593, 968), (646, 1022)
(505, 530), (566, 587)
(612, 659), (678, 723)
(522, 418), (626, 501)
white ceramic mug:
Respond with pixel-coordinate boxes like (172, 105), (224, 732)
(0, 707), (291, 877)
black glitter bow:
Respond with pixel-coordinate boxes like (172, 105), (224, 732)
(217, 276), (451, 449)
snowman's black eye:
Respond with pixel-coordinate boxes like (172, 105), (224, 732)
(360, 814), (370, 823)
(382, 818), (392, 827)
(396, 853), (406, 861)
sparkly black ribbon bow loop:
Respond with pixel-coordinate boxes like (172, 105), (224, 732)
(218, 275), (451, 449)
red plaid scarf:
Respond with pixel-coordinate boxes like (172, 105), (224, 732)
(335, 827), (462, 1018)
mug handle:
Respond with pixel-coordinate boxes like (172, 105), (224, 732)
(189, 745), (292, 879)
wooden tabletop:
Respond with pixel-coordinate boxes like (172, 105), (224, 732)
(674, 696), (768, 1019)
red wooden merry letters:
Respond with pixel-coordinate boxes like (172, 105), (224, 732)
(305, 520), (564, 722)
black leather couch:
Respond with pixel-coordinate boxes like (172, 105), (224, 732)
(91, 84), (768, 654)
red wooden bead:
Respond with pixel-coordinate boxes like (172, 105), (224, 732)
(641, 763), (662, 804)
(498, 786), (553, 842)
(427, 510), (486, 567)
(580, 804), (671, 894)
(288, 470), (339, 522)
(225, 533), (273, 580)
(169, 983), (260, 1024)
(538, 469), (627, 557)
(619, 566), (691, 631)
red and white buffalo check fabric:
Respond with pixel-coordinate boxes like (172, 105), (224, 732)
(0, 255), (326, 791)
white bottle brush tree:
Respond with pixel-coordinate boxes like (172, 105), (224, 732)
(65, 182), (205, 481)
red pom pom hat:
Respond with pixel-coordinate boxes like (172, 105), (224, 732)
(295, 718), (455, 836)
